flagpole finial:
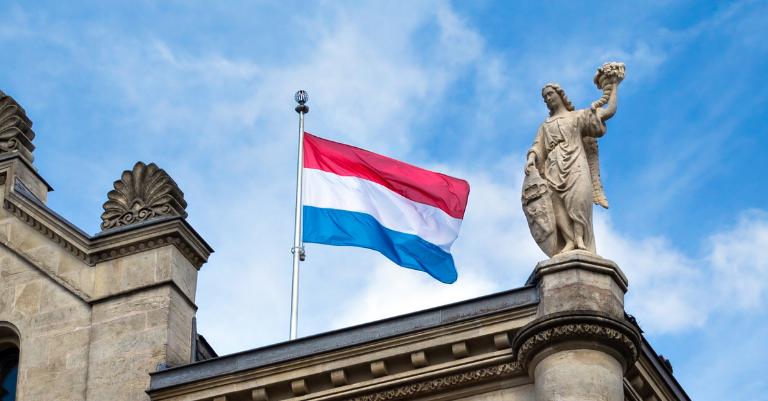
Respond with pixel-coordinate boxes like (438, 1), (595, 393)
(295, 90), (309, 114)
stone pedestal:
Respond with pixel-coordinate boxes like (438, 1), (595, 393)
(513, 251), (640, 401)
(534, 251), (627, 319)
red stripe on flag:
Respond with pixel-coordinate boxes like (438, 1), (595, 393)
(303, 133), (470, 219)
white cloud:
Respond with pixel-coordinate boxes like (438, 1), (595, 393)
(594, 213), (709, 332)
(71, 16), (766, 345)
(6, 1), (768, 366)
(596, 209), (768, 334)
(331, 262), (495, 329)
(709, 210), (768, 308)
(100, 1), (496, 352)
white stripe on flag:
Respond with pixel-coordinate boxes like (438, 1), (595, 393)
(303, 168), (463, 252)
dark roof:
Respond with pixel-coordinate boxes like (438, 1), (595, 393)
(148, 285), (540, 391)
(13, 177), (88, 237)
(149, 283), (691, 401)
(194, 334), (218, 362)
(0, 153), (53, 190)
(641, 337), (692, 401)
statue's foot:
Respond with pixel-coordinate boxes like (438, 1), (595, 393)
(575, 237), (587, 250)
(561, 241), (576, 253)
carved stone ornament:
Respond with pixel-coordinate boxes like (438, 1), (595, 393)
(511, 311), (641, 373)
(348, 362), (522, 401)
(521, 169), (557, 256)
(100, 162), (188, 231)
(0, 89), (36, 163)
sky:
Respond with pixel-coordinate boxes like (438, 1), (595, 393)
(1, 0), (767, 399)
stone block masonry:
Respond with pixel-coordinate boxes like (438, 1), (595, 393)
(0, 121), (212, 401)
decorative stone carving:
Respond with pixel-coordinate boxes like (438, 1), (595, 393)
(371, 361), (388, 378)
(493, 333), (511, 350)
(252, 388), (269, 401)
(451, 342), (469, 359)
(410, 351), (428, 368)
(511, 311), (640, 374)
(100, 162), (188, 231)
(331, 370), (348, 387)
(0, 90), (36, 163)
(516, 323), (635, 365)
(291, 379), (308, 396)
(523, 62), (625, 257)
(349, 362), (522, 401)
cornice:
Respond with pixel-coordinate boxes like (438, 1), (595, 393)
(147, 292), (539, 400)
(0, 153), (52, 190)
(623, 378), (643, 401)
(4, 194), (90, 260)
(3, 184), (212, 270)
(90, 216), (210, 268)
(89, 279), (197, 311)
(530, 251), (628, 292)
(148, 291), (537, 391)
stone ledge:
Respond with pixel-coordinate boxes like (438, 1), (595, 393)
(4, 184), (213, 270)
(90, 216), (211, 268)
(89, 280), (198, 312)
(147, 287), (539, 396)
(531, 251), (628, 292)
(0, 153), (53, 190)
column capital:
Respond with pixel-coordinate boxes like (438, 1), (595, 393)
(511, 310), (641, 376)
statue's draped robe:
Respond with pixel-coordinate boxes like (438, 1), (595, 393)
(527, 108), (606, 254)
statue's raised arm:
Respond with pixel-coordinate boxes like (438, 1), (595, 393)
(592, 62), (625, 122)
(521, 62), (625, 258)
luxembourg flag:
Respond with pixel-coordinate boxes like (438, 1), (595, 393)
(302, 133), (470, 284)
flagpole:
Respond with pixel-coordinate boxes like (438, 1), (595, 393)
(290, 90), (308, 340)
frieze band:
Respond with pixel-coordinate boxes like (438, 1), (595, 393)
(515, 323), (637, 367)
(511, 311), (641, 372)
(347, 362), (522, 401)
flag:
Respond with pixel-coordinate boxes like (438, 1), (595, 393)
(302, 133), (470, 284)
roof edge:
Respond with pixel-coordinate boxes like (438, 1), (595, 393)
(149, 285), (539, 391)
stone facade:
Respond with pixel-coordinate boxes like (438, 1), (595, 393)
(0, 153), (212, 399)
(0, 88), (213, 400)
(0, 88), (688, 400)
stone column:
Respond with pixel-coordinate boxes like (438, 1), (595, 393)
(512, 251), (640, 401)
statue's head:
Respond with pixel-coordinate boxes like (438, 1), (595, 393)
(542, 83), (574, 116)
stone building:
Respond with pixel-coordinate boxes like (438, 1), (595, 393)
(0, 89), (690, 400)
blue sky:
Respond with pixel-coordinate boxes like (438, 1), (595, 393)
(2, 1), (768, 399)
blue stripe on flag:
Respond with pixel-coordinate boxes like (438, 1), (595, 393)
(303, 206), (458, 284)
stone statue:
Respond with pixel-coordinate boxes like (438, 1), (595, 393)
(522, 62), (625, 257)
